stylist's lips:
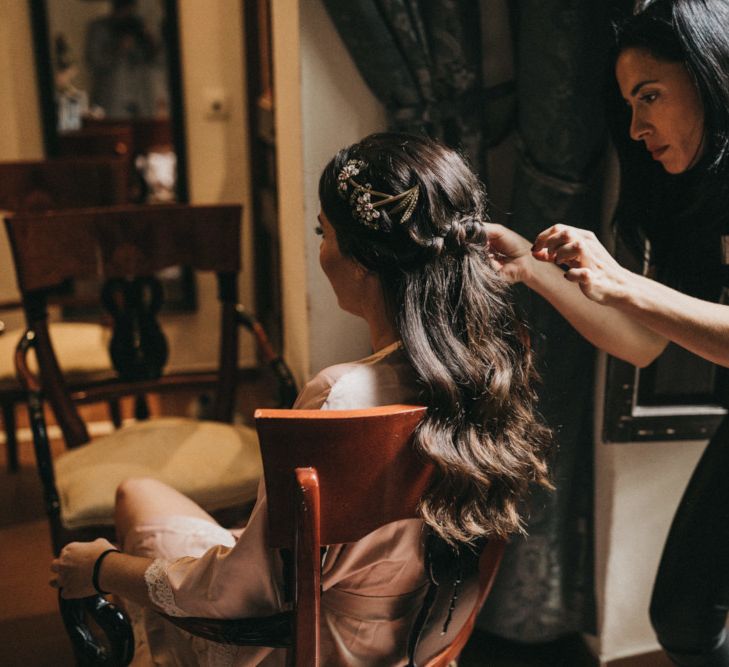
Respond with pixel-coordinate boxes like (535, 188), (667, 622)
(649, 145), (669, 160)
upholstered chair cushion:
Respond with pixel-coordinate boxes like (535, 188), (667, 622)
(0, 322), (111, 387)
(55, 417), (262, 529)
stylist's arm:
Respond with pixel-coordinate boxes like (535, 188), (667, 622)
(486, 222), (667, 367)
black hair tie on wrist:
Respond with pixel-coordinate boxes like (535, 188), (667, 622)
(92, 548), (120, 595)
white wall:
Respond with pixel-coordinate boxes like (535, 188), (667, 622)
(272, 0), (386, 384)
(299, 0), (387, 375)
(0, 0), (44, 326)
(592, 345), (707, 662)
(589, 154), (709, 664)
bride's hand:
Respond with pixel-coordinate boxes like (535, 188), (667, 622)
(485, 223), (535, 284)
(50, 537), (116, 599)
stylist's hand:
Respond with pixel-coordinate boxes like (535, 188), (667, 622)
(532, 224), (629, 304)
(485, 223), (535, 283)
(50, 538), (116, 599)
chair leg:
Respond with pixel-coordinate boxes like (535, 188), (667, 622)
(3, 402), (19, 473)
(109, 399), (123, 429)
(134, 395), (150, 421)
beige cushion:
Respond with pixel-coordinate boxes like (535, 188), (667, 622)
(0, 322), (111, 385)
(55, 417), (262, 529)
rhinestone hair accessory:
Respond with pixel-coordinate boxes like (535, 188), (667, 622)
(337, 159), (419, 229)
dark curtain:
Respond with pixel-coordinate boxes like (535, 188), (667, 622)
(475, 0), (610, 641)
(320, 0), (501, 174)
(323, 0), (610, 641)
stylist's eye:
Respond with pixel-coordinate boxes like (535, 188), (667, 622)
(640, 92), (658, 104)
(315, 224), (323, 236)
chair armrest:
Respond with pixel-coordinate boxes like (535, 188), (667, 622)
(160, 610), (293, 648)
(14, 330), (67, 536)
(235, 307), (298, 408)
(60, 595), (134, 666)
(14, 329), (41, 392)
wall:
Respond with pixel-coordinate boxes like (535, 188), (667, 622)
(0, 0), (44, 321)
(0, 0), (255, 370)
(593, 381), (706, 661)
(588, 155), (708, 663)
(272, 0), (386, 384)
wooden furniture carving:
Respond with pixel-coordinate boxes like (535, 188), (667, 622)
(0, 157), (129, 472)
(62, 404), (505, 666)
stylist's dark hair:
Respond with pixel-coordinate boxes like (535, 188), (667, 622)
(608, 0), (729, 297)
(319, 133), (552, 544)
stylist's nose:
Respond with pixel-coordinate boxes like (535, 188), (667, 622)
(629, 108), (651, 141)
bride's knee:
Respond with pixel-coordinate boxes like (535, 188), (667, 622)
(115, 476), (162, 509)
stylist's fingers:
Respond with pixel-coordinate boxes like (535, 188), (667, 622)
(564, 268), (603, 301)
(564, 267), (591, 283)
(532, 224), (571, 251)
(552, 241), (586, 267)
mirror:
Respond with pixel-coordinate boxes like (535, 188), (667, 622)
(29, 0), (194, 312)
(30, 0), (188, 204)
(603, 237), (727, 442)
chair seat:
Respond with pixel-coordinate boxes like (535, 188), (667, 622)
(0, 322), (111, 386)
(55, 417), (262, 529)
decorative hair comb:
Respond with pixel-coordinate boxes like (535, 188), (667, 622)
(337, 159), (419, 229)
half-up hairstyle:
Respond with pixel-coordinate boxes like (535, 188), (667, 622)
(319, 132), (552, 544)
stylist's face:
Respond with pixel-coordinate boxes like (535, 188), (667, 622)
(616, 47), (705, 174)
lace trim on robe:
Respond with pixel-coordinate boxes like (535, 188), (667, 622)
(202, 641), (238, 667)
(144, 558), (186, 617)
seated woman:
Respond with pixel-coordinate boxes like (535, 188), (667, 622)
(50, 132), (551, 666)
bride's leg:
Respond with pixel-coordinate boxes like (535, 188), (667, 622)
(114, 477), (218, 548)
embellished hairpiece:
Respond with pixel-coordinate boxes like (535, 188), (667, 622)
(337, 159), (419, 229)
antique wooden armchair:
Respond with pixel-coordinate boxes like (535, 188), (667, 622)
(62, 405), (505, 666)
(6, 204), (296, 552)
(0, 157), (129, 471)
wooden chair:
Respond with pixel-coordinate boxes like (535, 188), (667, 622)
(6, 204), (297, 555)
(62, 405), (505, 666)
(0, 157), (129, 471)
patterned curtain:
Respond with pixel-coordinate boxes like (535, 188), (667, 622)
(320, 0), (505, 175)
(323, 0), (611, 642)
(475, 0), (610, 641)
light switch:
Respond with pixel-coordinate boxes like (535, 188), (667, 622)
(203, 87), (230, 121)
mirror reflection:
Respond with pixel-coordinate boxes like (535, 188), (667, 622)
(43, 0), (179, 204)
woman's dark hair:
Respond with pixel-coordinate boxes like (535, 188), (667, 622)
(608, 0), (729, 298)
(319, 132), (552, 544)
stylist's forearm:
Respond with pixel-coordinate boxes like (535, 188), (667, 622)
(610, 271), (729, 367)
(525, 260), (667, 366)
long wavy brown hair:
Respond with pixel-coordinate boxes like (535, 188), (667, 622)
(319, 133), (552, 544)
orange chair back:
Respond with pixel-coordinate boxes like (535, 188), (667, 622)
(255, 405), (505, 667)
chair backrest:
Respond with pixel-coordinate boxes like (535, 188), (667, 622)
(0, 158), (129, 212)
(5, 204), (242, 447)
(254, 405), (505, 667)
